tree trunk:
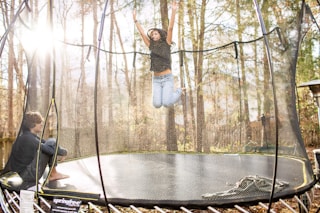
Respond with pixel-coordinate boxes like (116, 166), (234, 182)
(187, 0), (199, 150)
(193, 0), (206, 152)
(160, 0), (178, 151)
(178, 1), (189, 150)
(236, 0), (251, 144)
(7, 0), (15, 137)
(114, 15), (133, 105)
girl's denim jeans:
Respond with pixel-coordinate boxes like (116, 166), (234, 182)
(152, 73), (182, 108)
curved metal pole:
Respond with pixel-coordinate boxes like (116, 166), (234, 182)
(252, 1), (280, 212)
(94, 1), (111, 212)
(0, 0), (30, 57)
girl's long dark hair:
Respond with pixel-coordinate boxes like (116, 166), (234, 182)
(147, 28), (167, 41)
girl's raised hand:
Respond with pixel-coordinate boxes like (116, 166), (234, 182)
(172, 1), (179, 10)
(133, 9), (137, 22)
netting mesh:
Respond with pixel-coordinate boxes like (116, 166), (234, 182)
(32, 29), (306, 158)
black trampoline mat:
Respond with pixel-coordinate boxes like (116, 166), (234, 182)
(43, 153), (314, 207)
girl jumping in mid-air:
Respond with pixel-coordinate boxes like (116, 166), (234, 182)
(133, 1), (183, 108)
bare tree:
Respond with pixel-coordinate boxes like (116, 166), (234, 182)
(7, 0), (15, 137)
(158, 0), (178, 151)
(186, 0), (206, 152)
(235, 0), (252, 145)
(178, 1), (193, 150)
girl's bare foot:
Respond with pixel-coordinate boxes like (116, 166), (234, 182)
(49, 172), (69, 181)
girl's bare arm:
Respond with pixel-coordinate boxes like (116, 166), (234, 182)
(167, 1), (179, 45)
(133, 9), (150, 47)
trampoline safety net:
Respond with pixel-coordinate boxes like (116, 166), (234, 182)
(0, 0), (316, 209)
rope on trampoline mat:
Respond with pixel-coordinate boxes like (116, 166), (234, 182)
(202, 175), (289, 200)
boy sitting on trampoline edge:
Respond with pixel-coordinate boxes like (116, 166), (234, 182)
(1, 111), (69, 190)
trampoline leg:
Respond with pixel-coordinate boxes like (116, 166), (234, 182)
(314, 150), (320, 213)
(313, 149), (320, 179)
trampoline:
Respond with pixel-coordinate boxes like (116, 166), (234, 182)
(41, 153), (314, 209)
(0, 0), (319, 212)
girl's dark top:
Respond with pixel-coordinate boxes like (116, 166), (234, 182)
(8, 130), (56, 174)
(149, 40), (171, 72)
